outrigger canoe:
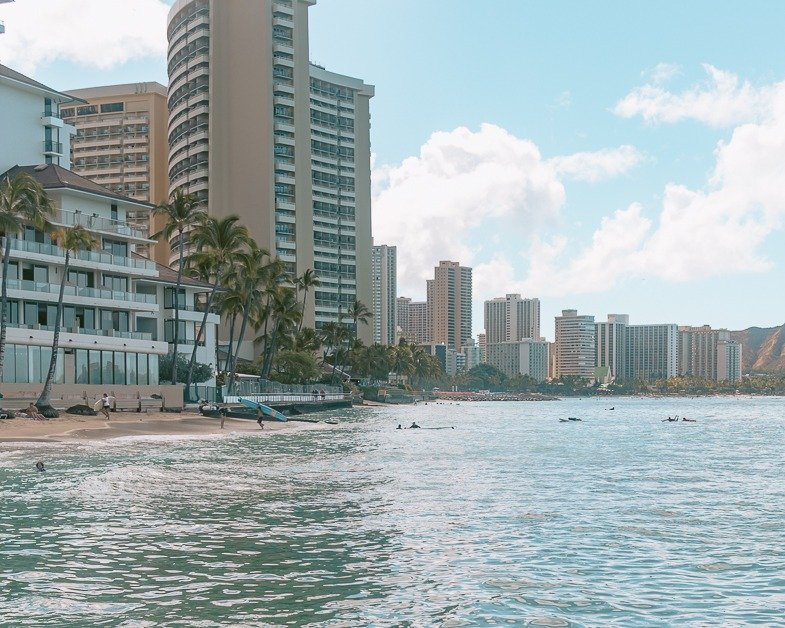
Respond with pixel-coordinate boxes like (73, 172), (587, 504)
(238, 397), (288, 422)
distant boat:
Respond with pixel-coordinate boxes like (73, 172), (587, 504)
(239, 398), (288, 422)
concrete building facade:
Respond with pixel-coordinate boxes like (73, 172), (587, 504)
(486, 339), (549, 382)
(427, 260), (472, 352)
(717, 339), (742, 383)
(166, 0), (374, 342)
(62, 83), (170, 261)
(371, 244), (396, 345)
(554, 309), (596, 379)
(1, 63), (78, 174)
(484, 294), (540, 344)
(595, 314), (629, 383)
(680, 325), (742, 382)
(624, 323), (679, 381)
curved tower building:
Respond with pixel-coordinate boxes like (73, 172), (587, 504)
(166, 0), (374, 342)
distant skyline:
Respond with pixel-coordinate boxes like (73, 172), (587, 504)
(2, 0), (785, 339)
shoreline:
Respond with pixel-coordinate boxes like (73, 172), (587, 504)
(0, 410), (328, 444)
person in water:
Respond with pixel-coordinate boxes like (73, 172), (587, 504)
(396, 424), (402, 429)
(35, 461), (45, 472)
(410, 422), (420, 429)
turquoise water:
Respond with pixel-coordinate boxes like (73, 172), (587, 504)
(2, 397), (785, 626)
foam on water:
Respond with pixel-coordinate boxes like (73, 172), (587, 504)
(1, 397), (785, 625)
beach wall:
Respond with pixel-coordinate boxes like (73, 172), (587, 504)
(0, 384), (184, 410)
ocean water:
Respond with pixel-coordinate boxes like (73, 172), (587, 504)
(2, 396), (785, 626)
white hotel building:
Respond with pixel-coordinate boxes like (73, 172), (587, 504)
(0, 64), (218, 398)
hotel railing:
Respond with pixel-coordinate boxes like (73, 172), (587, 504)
(53, 208), (147, 240)
(6, 279), (157, 304)
(3, 237), (157, 271)
(7, 322), (153, 341)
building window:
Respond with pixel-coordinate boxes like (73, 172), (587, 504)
(101, 102), (124, 113)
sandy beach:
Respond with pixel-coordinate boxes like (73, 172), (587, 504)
(0, 410), (326, 443)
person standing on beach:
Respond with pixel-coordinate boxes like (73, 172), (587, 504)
(100, 393), (111, 419)
(256, 407), (264, 429)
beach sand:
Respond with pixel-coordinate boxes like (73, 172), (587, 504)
(0, 410), (323, 443)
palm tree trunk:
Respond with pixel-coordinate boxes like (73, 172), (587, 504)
(227, 304), (252, 396)
(171, 227), (185, 385)
(223, 313), (237, 373)
(37, 251), (69, 410)
(0, 238), (14, 378)
(297, 287), (308, 332)
(184, 277), (220, 396)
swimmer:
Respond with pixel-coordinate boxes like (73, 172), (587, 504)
(35, 461), (45, 472)
(396, 424), (402, 430)
(410, 422), (421, 429)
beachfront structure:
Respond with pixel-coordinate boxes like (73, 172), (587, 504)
(427, 261), (472, 352)
(624, 323), (679, 381)
(0, 63), (79, 174)
(680, 325), (742, 382)
(717, 339), (742, 383)
(397, 298), (430, 345)
(554, 309), (596, 380)
(371, 244), (396, 345)
(486, 339), (549, 382)
(484, 294), (540, 344)
(61, 83), (170, 262)
(396, 296), (410, 344)
(0, 164), (219, 396)
(595, 314), (629, 383)
(166, 0), (374, 343)
(477, 333), (487, 364)
(420, 343), (457, 377)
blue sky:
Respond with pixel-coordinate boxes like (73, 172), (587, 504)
(2, 0), (785, 339)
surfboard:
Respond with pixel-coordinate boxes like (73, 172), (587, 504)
(238, 398), (288, 422)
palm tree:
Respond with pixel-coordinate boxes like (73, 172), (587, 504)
(0, 172), (55, 380)
(223, 243), (277, 394)
(260, 284), (302, 379)
(183, 215), (250, 394)
(295, 268), (320, 332)
(346, 298), (373, 339)
(320, 321), (351, 383)
(36, 226), (98, 415)
(151, 190), (205, 385)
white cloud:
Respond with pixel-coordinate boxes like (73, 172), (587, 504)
(372, 124), (641, 301)
(550, 145), (643, 182)
(0, 0), (169, 73)
(614, 64), (776, 127)
(646, 62), (682, 84)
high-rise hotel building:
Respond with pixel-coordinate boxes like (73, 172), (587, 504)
(484, 294), (540, 344)
(427, 261), (472, 352)
(554, 309), (596, 379)
(166, 0), (374, 341)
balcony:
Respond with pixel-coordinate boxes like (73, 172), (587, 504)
(6, 279), (158, 305)
(3, 237), (157, 272)
(42, 111), (64, 128)
(7, 322), (153, 341)
(43, 140), (63, 155)
(53, 208), (148, 240)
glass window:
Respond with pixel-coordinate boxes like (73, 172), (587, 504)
(39, 347), (53, 384)
(137, 354), (149, 386)
(33, 265), (48, 283)
(102, 274), (128, 292)
(63, 306), (75, 330)
(15, 345), (29, 383)
(102, 351), (114, 385)
(8, 300), (19, 325)
(165, 288), (187, 309)
(148, 354), (159, 385)
(7, 262), (18, 281)
(126, 353), (138, 385)
(67, 269), (93, 288)
(101, 102), (124, 114)
(103, 239), (128, 257)
(24, 302), (37, 326)
(89, 350), (101, 384)
(55, 349), (64, 385)
(76, 350), (89, 384)
(114, 351), (126, 385)
(2, 344), (15, 382)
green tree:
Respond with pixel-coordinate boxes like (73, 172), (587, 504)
(272, 350), (322, 384)
(184, 215), (250, 394)
(260, 285), (302, 379)
(346, 298), (373, 338)
(159, 353), (213, 385)
(295, 268), (320, 332)
(151, 190), (205, 384)
(36, 226), (99, 415)
(0, 172), (55, 379)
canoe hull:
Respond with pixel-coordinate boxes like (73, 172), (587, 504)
(238, 398), (288, 422)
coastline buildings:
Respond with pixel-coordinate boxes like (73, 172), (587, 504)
(0, 64), (218, 399)
(62, 83), (170, 262)
(397, 297), (430, 345)
(554, 309), (596, 379)
(680, 325), (742, 382)
(625, 323), (679, 381)
(484, 294), (540, 344)
(427, 261), (472, 351)
(595, 314), (628, 382)
(371, 244), (396, 345)
(166, 0), (374, 342)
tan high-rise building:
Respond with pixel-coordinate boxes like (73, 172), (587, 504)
(166, 0), (374, 342)
(554, 309), (595, 379)
(397, 298), (430, 345)
(62, 83), (169, 261)
(484, 293), (540, 344)
(427, 261), (472, 352)
(680, 325), (741, 382)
